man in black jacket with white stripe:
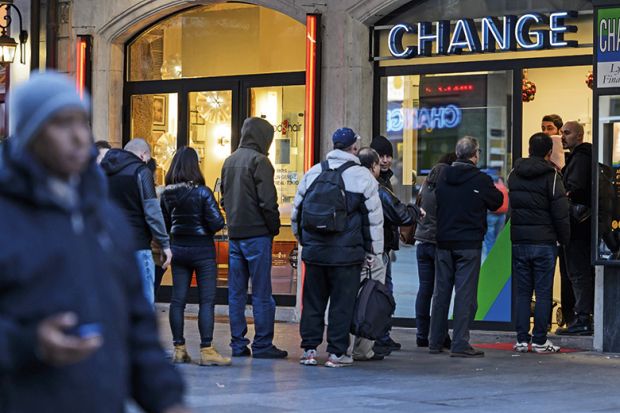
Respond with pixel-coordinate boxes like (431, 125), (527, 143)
(430, 137), (503, 358)
(509, 133), (570, 353)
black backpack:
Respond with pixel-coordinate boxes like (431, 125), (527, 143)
(301, 160), (356, 234)
(350, 270), (396, 340)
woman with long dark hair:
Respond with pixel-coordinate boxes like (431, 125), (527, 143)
(161, 146), (230, 366)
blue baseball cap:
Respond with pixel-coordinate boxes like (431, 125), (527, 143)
(332, 127), (358, 148)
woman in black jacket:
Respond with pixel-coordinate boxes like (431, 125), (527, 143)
(161, 147), (229, 366)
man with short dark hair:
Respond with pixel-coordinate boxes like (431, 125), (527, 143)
(94, 140), (111, 164)
(509, 133), (570, 353)
(430, 136), (503, 358)
(293, 128), (383, 368)
(0, 72), (187, 413)
(101, 137), (172, 305)
(557, 121), (594, 335)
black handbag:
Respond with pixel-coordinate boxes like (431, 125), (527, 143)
(350, 267), (395, 340)
(569, 202), (591, 223)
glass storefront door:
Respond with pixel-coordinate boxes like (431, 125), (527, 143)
(379, 70), (513, 323)
(249, 85), (306, 295)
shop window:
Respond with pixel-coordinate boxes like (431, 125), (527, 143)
(597, 96), (620, 261)
(379, 71), (513, 320)
(127, 3), (305, 81)
(129, 93), (178, 186)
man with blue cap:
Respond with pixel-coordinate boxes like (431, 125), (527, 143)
(0, 72), (188, 413)
(292, 127), (383, 368)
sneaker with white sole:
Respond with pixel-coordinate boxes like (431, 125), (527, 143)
(324, 353), (353, 368)
(513, 341), (529, 353)
(532, 340), (560, 353)
(300, 349), (318, 366)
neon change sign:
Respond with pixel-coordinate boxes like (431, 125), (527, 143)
(387, 105), (462, 132)
(388, 11), (578, 59)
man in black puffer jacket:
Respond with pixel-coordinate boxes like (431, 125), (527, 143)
(430, 137), (503, 358)
(557, 121), (594, 335)
(0, 72), (186, 413)
(509, 133), (570, 353)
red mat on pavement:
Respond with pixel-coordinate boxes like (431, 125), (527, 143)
(472, 342), (583, 353)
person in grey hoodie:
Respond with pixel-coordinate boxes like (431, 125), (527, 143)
(221, 117), (287, 359)
(413, 152), (456, 348)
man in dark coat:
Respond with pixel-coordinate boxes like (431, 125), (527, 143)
(509, 133), (570, 353)
(0, 72), (187, 412)
(221, 117), (287, 359)
(430, 137), (503, 357)
(557, 121), (594, 335)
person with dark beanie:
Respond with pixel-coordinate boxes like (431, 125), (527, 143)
(370, 135), (401, 353)
(509, 133), (570, 353)
(0, 72), (187, 413)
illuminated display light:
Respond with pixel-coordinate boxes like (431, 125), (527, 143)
(386, 104), (462, 132)
(304, 14), (319, 171)
(424, 84), (475, 93)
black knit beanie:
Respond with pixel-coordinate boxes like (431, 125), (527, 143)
(370, 135), (393, 158)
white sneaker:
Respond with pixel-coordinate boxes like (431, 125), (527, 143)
(513, 341), (529, 353)
(300, 349), (318, 366)
(325, 353), (353, 368)
(532, 340), (561, 353)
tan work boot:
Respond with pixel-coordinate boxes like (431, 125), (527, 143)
(200, 346), (232, 366)
(172, 344), (192, 364)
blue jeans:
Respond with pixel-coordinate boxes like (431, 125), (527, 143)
(513, 244), (557, 345)
(415, 242), (436, 340)
(169, 245), (217, 347)
(228, 236), (276, 354)
(483, 213), (505, 258)
(136, 249), (155, 306)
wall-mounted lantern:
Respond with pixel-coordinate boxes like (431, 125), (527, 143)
(0, 0), (28, 64)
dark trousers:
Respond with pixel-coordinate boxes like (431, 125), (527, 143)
(558, 248), (576, 326)
(430, 248), (481, 352)
(513, 244), (557, 345)
(169, 245), (217, 347)
(300, 263), (362, 356)
(565, 238), (594, 317)
(415, 242), (436, 340)
(228, 236), (276, 354)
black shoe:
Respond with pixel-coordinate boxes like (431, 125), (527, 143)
(232, 346), (251, 357)
(377, 337), (402, 351)
(556, 317), (593, 336)
(252, 346), (288, 359)
(416, 337), (429, 347)
(450, 346), (484, 358)
(372, 344), (392, 357)
(443, 336), (452, 350)
(429, 347), (444, 354)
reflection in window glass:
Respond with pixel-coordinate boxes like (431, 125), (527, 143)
(380, 71), (513, 318)
(130, 93), (178, 186)
(250, 85), (305, 295)
(128, 3), (305, 81)
(597, 96), (620, 261)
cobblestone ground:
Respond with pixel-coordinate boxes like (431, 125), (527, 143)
(144, 306), (620, 413)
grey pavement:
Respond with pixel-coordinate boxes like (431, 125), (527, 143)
(152, 306), (620, 413)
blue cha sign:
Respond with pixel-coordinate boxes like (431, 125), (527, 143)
(387, 11), (577, 59)
(387, 105), (462, 132)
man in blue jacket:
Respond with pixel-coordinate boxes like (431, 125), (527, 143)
(430, 137), (503, 358)
(0, 72), (187, 413)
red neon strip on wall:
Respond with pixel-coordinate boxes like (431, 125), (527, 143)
(304, 15), (317, 172)
(75, 38), (87, 100)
